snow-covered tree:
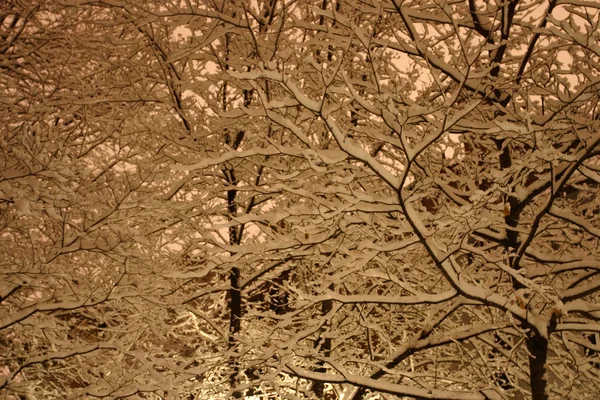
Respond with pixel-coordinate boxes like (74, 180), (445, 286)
(0, 1), (223, 397)
(2, 1), (600, 399)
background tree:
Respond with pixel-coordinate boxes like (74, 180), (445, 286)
(2, 1), (600, 400)
(0, 1), (223, 397)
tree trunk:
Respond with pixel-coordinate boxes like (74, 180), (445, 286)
(313, 294), (333, 398)
(228, 264), (243, 398)
(526, 332), (549, 400)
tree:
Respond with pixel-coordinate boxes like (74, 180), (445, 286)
(1, 0), (600, 399)
(0, 1), (220, 397)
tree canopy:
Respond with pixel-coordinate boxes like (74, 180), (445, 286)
(1, 0), (600, 399)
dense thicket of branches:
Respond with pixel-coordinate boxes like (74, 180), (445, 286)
(1, 0), (600, 399)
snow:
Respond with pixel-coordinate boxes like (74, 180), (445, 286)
(284, 364), (502, 400)
(317, 289), (457, 305)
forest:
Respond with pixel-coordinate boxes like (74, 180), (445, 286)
(1, 0), (600, 399)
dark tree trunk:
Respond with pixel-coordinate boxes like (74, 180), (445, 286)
(313, 294), (333, 398)
(526, 332), (549, 400)
(228, 264), (243, 398)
